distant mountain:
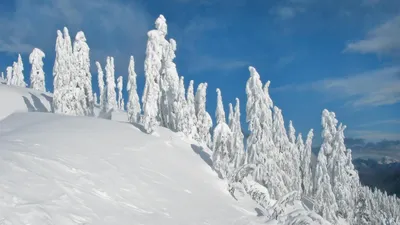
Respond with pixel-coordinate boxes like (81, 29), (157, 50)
(353, 158), (400, 196)
(312, 138), (400, 196)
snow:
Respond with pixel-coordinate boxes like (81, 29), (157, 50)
(0, 84), (52, 121)
(0, 84), (266, 225)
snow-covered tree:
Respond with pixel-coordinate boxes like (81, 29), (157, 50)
(105, 56), (117, 112)
(96, 61), (106, 112)
(117, 76), (124, 110)
(29, 48), (46, 92)
(73, 31), (94, 116)
(245, 66), (288, 200)
(313, 110), (339, 223)
(246, 66), (268, 166)
(195, 82), (213, 147)
(174, 76), (187, 133)
(212, 88), (232, 178)
(1, 72), (3, 80)
(287, 120), (302, 193)
(6, 66), (12, 85)
(230, 98), (245, 169)
(93, 93), (98, 105)
(142, 15), (168, 133)
(160, 38), (180, 130)
(300, 129), (314, 196)
(127, 56), (141, 123)
(10, 54), (26, 87)
(53, 30), (65, 114)
(186, 80), (198, 139)
(228, 103), (234, 129)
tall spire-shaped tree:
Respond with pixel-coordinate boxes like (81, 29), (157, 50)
(212, 88), (232, 178)
(73, 31), (93, 116)
(6, 66), (12, 85)
(174, 76), (187, 133)
(117, 76), (124, 110)
(300, 129), (314, 196)
(142, 15), (167, 133)
(186, 80), (198, 139)
(96, 61), (106, 112)
(105, 56), (117, 112)
(29, 48), (46, 92)
(195, 83), (213, 147)
(127, 56), (141, 123)
(230, 98), (245, 169)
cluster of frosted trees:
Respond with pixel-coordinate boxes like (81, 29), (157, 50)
(2, 49), (45, 91)
(1, 14), (399, 225)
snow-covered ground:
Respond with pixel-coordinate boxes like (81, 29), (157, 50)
(0, 84), (331, 225)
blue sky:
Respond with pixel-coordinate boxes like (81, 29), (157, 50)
(0, 0), (399, 145)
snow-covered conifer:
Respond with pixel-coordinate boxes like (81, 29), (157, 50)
(10, 54), (26, 87)
(6, 66), (12, 85)
(53, 30), (66, 114)
(93, 93), (98, 105)
(117, 76), (124, 110)
(186, 80), (198, 139)
(174, 76), (187, 133)
(313, 110), (339, 223)
(300, 129), (313, 196)
(73, 31), (93, 116)
(160, 38), (180, 130)
(142, 15), (168, 133)
(230, 98), (245, 169)
(212, 88), (232, 178)
(105, 56), (117, 112)
(1, 72), (3, 80)
(288, 120), (296, 144)
(195, 82), (213, 147)
(228, 103), (234, 129)
(29, 48), (46, 92)
(127, 56), (141, 123)
(96, 61), (106, 112)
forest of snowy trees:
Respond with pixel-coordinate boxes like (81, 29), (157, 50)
(2, 14), (399, 225)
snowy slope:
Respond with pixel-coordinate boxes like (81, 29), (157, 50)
(0, 112), (266, 225)
(0, 84), (52, 120)
(0, 84), (333, 225)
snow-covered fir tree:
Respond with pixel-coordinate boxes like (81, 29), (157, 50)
(186, 80), (198, 139)
(1, 72), (4, 81)
(73, 31), (94, 116)
(245, 66), (288, 200)
(105, 56), (117, 112)
(96, 61), (106, 112)
(10, 54), (26, 87)
(160, 38), (180, 131)
(300, 129), (313, 196)
(117, 76), (124, 110)
(142, 15), (168, 133)
(195, 82), (213, 147)
(174, 76), (187, 133)
(212, 88), (232, 178)
(53, 29), (65, 114)
(287, 120), (302, 193)
(6, 66), (13, 85)
(313, 109), (339, 223)
(29, 48), (46, 92)
(228, 103), (234, 129)
(126, 56), (141, 123)
(230, 98), (245, 169)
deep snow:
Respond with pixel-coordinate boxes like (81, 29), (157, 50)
(0, 84), (332, 224)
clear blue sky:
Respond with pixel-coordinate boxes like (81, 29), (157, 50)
(0, 0), (399, 145)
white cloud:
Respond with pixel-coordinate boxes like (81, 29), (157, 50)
(0, 0), (152, 75)
(357, 119), (400, 128)
(270, 6), (305, 20)
(344, 15), (400, 55)
(347, 130), (400, 142)
(273, 66), (400, 107)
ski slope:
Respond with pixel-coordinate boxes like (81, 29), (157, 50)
(0, 84), (332, 225)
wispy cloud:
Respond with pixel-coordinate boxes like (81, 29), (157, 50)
(344, 15), (400, 55)
(276, 54), (296, 68)
(270, 6), (306, 20)
(0, 0), (152, 74)
(347, 130), (400, 142)
(273, 66), (400, 107)
(357, 119), (400, 128)
(187, 55), (249, 73)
